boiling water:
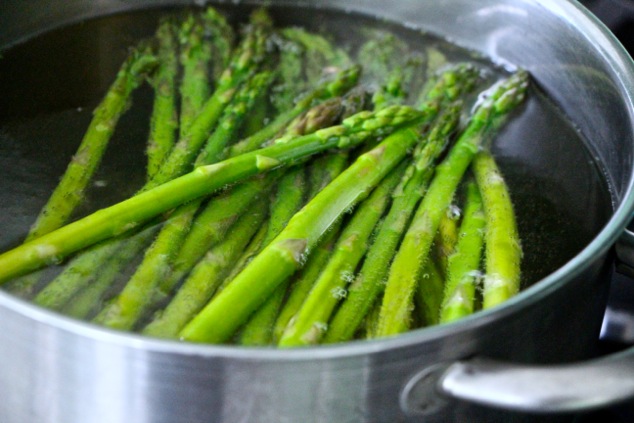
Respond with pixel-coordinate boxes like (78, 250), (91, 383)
(0, 6), (613, 327)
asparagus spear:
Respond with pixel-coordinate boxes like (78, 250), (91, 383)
(269, 219), (342, 344)
(472, 151), (522, 309)
(26, 44), (157, 241)
(375, 70), (529, 338)
(434, 205), (460, 277)
(278, 161), (407, 347)
(94, 71), (274, 330)
(33, 223), (158, 312)
(439, 180), (486, 323)
(322, 64), (482, 343)
(142, 200), (268, 338)
(324, 103), (463, 343)
(61, 226), (159, 319)
(161, 95), (346, 302)
(146, 19), (179, 180)
(157, 174), (277, 297)
(24, 11), (239, 302)
(176, 14), (213, 140)
(0, 105), (425, 285)
(148, 9), (271, 189)
(179, 113), (430, 344)
(4, 45), (158, 298)
(241, 90), (370, 346)
(414, 259), (446, 327)
(238, 167), (307, 346)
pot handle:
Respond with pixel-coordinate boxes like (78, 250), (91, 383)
(401, 347), (634, 415)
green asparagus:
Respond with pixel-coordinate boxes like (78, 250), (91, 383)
(142, 200), (268, 337)
(179, 112), (431, 343)
(439, 180), (486, 323)
(146, 19), (179, 179)
(472, 151), (522, 309)
(375, 70), (529, 338)
(279, 161), (407, 347)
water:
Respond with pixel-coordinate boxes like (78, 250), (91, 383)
(0, 5), (614, 336)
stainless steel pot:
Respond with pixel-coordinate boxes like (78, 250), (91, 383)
(2, 0), (634, 422)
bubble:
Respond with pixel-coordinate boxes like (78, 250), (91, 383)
(330, 286), (347, 300)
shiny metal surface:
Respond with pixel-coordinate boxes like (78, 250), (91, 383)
(1, 1), (634, 422)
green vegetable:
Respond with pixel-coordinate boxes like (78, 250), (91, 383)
(142, 201), (268, 338)
(279, 161), (407, 347)
(179, 112), (430, 343)
(146, 19), (179, 179)
(0, 105), (425, 284)
(375, 70), (529, 338)
(439, 180), (486, 323)
(472, 151), (522, 309)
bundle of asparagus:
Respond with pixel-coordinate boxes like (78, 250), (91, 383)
(0, 6), (529, 346)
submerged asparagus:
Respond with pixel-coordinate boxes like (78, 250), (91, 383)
(439, 180), (486, 323)
(25, 45), (158, 242)
(472, 151), (522, 309)
(146, 19), (179, 180)
(278, 161), (407, 347)
(0, 105), (425, 284)
(324, 64), (481, 343)
(179, 112), (432, 343)
(375, 70), (529, 338)
(142, 200), (268, 337)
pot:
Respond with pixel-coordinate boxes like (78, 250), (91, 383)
(1, 0), (634, 422)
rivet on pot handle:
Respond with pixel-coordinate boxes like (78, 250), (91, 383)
(401, 349), (634, 414)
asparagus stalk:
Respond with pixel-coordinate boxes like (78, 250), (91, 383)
(142, 200), (268, 338)
(0, 105), (424, 285)
(472, 151), (522, 309)
(278, 161), (407, 347)
(4, 45), (158, 298)
(322, 64), (482, 343)
(238, 93), (357, 346)
(146, 19), (179, 179)
(439, 180), (486, 323)
(26, 45), (157, 241)
(157, 174), (277, 297)
(375, 70), (529, 338)
(434, 205), (460, 277)
(270, 220), (342, 344)
(148, 9), (271, 188)
(94, 71), (275, 330)
(61, 226), (159, 319)
(242, 88), (372, 345)
(238, 167), (307, 346)
(324, 103), (462, 343)
(161, 94), (346, 301)
(414, 259), (446, 327)
(179, 118), (429, 343)
(33, 223), (157, 312)
(25, 12), (241, 301)
(222, 222), (270, 283)
(176, 14), (213, 140)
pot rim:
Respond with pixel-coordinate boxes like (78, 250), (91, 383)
(2, 0), (634, 361)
